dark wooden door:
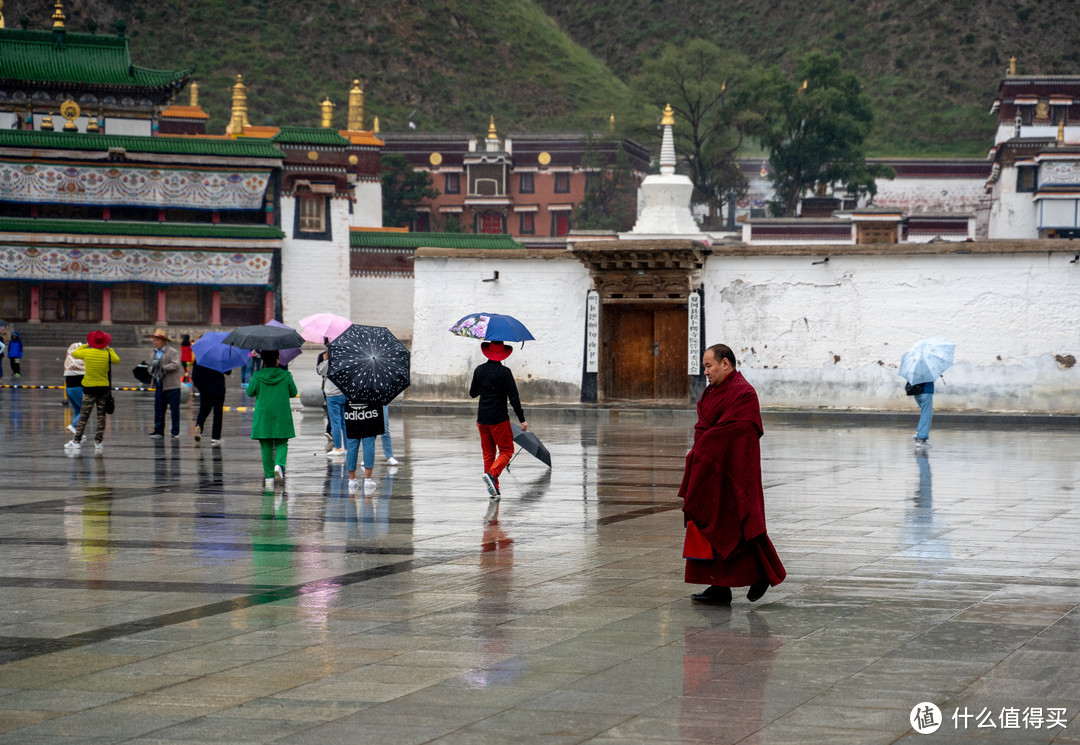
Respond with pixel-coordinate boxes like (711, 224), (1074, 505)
(603, 304), (690, 400)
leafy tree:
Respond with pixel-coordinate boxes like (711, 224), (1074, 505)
(629, 40), (749, 228)
(572, 145), (639, 232)
(735, 51), (894, 217)
(380, 153), (440, 229)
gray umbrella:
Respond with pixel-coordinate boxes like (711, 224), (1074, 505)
(508, 421), (552, 468)
(326, 324), (410, 404)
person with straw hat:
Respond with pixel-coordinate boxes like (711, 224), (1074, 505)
(145, 328), (182, 439)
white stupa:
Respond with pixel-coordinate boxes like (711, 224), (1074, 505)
(622, 104), (708, 239)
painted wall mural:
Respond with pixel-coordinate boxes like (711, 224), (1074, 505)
(1039, 161), (1080, 186)
(0, 245), (272, 285)
(0, 162), (271, 210)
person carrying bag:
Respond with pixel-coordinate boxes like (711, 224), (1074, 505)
(67, 330), (120, 453)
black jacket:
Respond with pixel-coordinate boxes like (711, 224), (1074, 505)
(191, 363), (228, 396)
(469, 360), (525, 425)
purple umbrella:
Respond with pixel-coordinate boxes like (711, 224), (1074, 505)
(266, 320), (304, 366)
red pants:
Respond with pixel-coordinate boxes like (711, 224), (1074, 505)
(478, 420), (515, 487)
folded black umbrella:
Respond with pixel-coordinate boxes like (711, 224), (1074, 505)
(132, 363), (152, 385)
(509, 421), (551, 468)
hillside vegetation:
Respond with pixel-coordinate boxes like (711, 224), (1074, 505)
(10, 0), (1080, 155)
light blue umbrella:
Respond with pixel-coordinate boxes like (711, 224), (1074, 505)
(899, 336), (956, 385)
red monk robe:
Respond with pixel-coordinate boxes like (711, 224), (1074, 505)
(679, 370), (786, 589)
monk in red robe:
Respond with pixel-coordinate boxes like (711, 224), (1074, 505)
(680, 343), (786, 605)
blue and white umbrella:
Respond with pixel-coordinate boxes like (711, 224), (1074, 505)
(899, 336), (956, 385)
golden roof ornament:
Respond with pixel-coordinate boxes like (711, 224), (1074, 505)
(0, 0), (5, 29)
(1058, 119), (1065, 143)
(347, 80), (364, 131)
(227, 74), (251, 136)
(189, 81), (199, 107)
(320, 97), (335, 128)
(609, 113), (615, 133)
(60, 99), (80, 131)
(660, 104), (675, 126)
(373, 115), (379, 133)
(487, 115), (498, 139)
(1009, 56), (1017, 76)
(40, 112), (54, 131)
(52, 0), (65, 29)
(86, 114), (99, 133)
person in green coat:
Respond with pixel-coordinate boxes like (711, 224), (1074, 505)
(245, 350), (297, 489)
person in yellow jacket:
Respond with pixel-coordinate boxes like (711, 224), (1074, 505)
(66, 330), (120, 453)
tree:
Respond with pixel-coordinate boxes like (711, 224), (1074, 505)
(572, 145), (639, 232)
(380, 153), (439, 229)
(629, 40), (749, 228)
(735, 52), (894, 217)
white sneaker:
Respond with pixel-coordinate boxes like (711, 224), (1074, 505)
(914, 439), (932, 450)
(348, 479), (359, 493)
(364, 478), (377, 493)
(94, 443), (104, 454)
(387, 467), (399, 476)
(264, 478), (275, 490)
(274, 464), (285, 483)
(210, 439), (222, 445)
(64, 440), (80, 451)
(327, 448), (345, 457)
(66, 423), (77, 435)
(386, 457), (399, 466)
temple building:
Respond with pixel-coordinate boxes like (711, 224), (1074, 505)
(985, 59), (1080, 238)
(379, 121), (650, 248)
(0, 6), (384, 340)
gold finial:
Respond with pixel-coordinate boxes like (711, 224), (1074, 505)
(1009, 56), (1017, 75)
(189, 81), (199, 107)
(487, 115), (498, 139)
(373, 115), (379, 133)
(1058, 118), (1065, 143)
(87, 114), (99, 133)
(0, 0), (5, 29)
(721, 80), (727, 93)
(227, 74), (251, 136)
(52, 0), (65, 29)
(41, 112), (55, 131)
(660, 104), (675, 126)
(347, 80), (364, 131)
(320, 97), (335, 128)
(60, 99), (79, 131)
(609, 113), (615, 133)
(798, 79), (808, 94)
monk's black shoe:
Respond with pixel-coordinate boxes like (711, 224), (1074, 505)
(691, 586), (732, 605)
(747, 581), (770, 602)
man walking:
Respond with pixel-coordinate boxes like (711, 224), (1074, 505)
(147, 329), (182, 439)
(680, 343), (785, 605)
(469, 341), (527, 500)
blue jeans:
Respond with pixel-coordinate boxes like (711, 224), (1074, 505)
(154, 387), (181, 436)
(380, 405), (394, 458)
(66, 385), (84, 422)
(346, 436), (376, 473)
(914, 392), (934, 440)
(326, 395), (347, 449)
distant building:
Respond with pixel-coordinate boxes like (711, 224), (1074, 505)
(380, 122), (650, 248)
(986, 60), (1080, 239)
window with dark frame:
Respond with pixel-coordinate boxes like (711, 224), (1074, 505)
(554, 172), (570, 193)
(519, 212), (535, 234)
(444, 172), (460, 194)
(298, 197), (325, 232)
(1017, 165), (1038, 193)
(519, 172), (534, 193)
(551, 211), (570, 236)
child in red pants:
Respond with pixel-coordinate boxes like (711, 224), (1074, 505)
(469, 341), (527, 499)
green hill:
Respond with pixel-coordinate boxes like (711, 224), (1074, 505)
(9, 0), (1079, 155)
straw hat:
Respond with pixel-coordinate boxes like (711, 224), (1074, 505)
(151, 328), (172, 342)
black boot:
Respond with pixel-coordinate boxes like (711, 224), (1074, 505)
(691, 586), (732, 605)
(747, 581), (769, 602)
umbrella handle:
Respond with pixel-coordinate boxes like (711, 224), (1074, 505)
(506, 447), (521, 471)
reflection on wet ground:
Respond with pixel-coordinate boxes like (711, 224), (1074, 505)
(0, 384), (1078, 744)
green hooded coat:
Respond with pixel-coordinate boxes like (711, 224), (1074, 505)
(246, 366), (297, 440)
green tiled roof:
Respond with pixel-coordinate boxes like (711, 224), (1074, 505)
(271, 127), (352, 146)
(0, 29), (191, 89)
(351, 230), (524, 250)
(0, 129), (282, 158)
(0, 218), (284, 240)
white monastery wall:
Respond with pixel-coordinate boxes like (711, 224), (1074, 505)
(351, 276), (413, 342)
(351, 181), (383, 227)
(279, 196), (352, 329)
(704, 251), (1080, 412)
(410, 255), (591, 401)
(988, 169), (1039, 239)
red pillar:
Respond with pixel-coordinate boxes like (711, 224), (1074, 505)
(100, 287), (112, 325)
(28, 285), (40, 323)
(210, 289), (222, 325)
(263, 290), (274, 323)
(156, 288), (167, 324)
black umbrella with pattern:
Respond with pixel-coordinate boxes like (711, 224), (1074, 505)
(326, 324), (411, 404)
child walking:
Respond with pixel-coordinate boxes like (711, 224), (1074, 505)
(245, 350), (297, 489)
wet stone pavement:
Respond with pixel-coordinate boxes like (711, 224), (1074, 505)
(0, 355), (1079, 743)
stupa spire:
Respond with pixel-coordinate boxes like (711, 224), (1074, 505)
(659, 104), (676, 176)
(347, 80), (364, 131)
(227, 74), (251, 136)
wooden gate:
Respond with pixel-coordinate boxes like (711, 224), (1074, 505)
(602, 303), (689, 401)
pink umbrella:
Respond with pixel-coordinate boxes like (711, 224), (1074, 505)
(299, 312), (352, 343)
